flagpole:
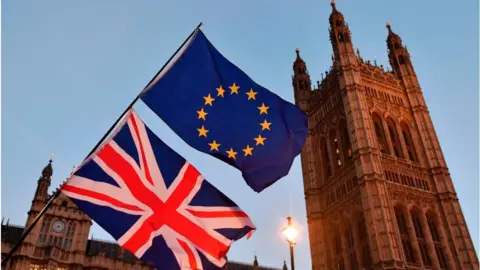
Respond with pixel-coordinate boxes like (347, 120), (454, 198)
(1, 22), (203, 268)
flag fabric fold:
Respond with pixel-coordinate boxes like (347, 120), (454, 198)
(140, 30), (308, 192)
(61, 109), (255, 270)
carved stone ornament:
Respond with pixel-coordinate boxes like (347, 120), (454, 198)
(366, 97), (374, 109)
(33, 247), (43, 257)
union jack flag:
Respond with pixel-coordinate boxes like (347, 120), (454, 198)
(61, 109), (255, 270)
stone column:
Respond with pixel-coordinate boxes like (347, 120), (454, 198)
(418, 212), (440, 269)
(405, 210), (423, 267)
(381, 118), (394, 156)
(395, 124), (409, 161)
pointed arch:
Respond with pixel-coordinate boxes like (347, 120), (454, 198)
(332, 228), (345, 270)
(400, 122), (418, 162)
(426, 211), (448, 269)
(386, 117), (404, 158)
(353, 212), (372, 269)
(393, 204), (416, 263)
(338, 119), (352, 164)
(410, 207), (432, 266)
(343, 219), (358, 270)
(371, 113), (389, 154)
(320, 137), (332, 181)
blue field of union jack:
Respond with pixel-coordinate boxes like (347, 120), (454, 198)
(61, 109), (256, 270)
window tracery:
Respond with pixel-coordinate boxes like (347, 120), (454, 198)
(394, 206), (416, 263)
(411, 209), (431, 267)
(400, 122), (417, 162)
(386, 118), (403, 158)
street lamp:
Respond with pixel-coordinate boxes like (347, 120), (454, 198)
(282, 216), (298, 270)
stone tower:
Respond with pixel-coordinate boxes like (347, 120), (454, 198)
(10, 159), (92, 269)
(293, 2), (479, 269)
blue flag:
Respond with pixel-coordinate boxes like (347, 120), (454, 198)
(140, 30), (308, 192)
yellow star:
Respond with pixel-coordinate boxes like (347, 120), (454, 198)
(197, 125), (209, 137)
(196, 108), (208, 120)
(257, 103), (269, 115)
(242, 145), (254, 156)
(226, 148), (238, 159)
(246, 89), (257, 100)
(260, 119), (272, 131)
(204, 94), (215, 106)
(229, 83), (239, 95)
(254, 135), (266, 146)
(216, 85), (225, 97)
(208, 140), (221, 152)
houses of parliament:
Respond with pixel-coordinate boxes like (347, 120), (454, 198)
(292, 1), (478, 270)
(2, 1), (479, 270)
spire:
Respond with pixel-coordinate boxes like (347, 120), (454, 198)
(330, 0), (343, 19)
(328, 1), (356, 67)
(253, 255), (259, 270)
(34, 156), (54, 201)
(293, 48), (305, 67)
(386, 22), (402, 48)
(41, 158), (53, 180)
(385, 22), (415, 78)
(283, 260), (288, 270)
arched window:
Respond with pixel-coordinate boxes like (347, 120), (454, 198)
(400, 122), (418, 162)
(398, 55), (405, 65)
(61, 201), (68, 207)
(339, 120), (352, 163)
(40, 217), (51, 233)
(36, 234), (45, 246)
(67, 223), (76, 237)
(299, 80), (305, 90)
(338, 33), (345, 42)
(411, 209), (431, 267)
(386, 118), (403, 158)
(333, 231), (345, 270)
(426, 212), (448, 269)
(357, 217), (372, 268)
(330, 129), (342, 169)
(394, 206), (415, 263)
(65, 222), (76, 250)
(320, 138), (332, 180)
(372, 113), (389, 154)
(345, 224), (357, 270)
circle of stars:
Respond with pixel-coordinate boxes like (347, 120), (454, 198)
(195, 82), (272, 160)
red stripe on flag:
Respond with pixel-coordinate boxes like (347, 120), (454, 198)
(98, 144), (230, 260)
(177, 239), (199, 270)
(62, 184), (143, 212)
(187, 209), (249, 218)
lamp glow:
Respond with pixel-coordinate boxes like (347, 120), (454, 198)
(282, 216), (298, 245)
(282, 226), (298, 244)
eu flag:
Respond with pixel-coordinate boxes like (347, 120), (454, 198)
(140, 30), (308, 192)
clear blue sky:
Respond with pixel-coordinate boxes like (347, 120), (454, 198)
(2, 0), (478, 269)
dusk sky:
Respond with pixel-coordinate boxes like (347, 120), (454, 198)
(2, 1), (478, 269)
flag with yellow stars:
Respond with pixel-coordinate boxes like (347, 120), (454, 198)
(140, 30), (308, 192)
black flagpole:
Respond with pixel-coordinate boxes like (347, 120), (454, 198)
(1, 22), (203, 268)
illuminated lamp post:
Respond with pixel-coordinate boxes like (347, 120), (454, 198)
(282, 216), (298, 270)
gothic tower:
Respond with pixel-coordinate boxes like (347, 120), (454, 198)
(10, 158), (93, 270)
(293, 2), (479, 269)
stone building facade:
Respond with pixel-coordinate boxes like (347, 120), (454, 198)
(293, 2), (479, 270)
(1, 160), (285, 270)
